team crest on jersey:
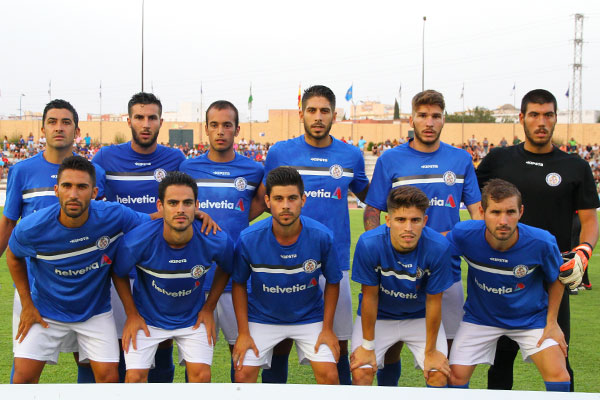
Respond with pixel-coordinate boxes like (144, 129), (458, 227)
(234, 177), (248, 191)
(96, 236), (110, 250)
(415, 267), (424, 279)
(303, 259), (318, 273)
(513, 265), (528, 278)
(545, 172), (561, 187)
(191, 265), (207, 279)
(154, 168), (167, 182)
(329, 164), (343, 179)
(443, 171), (457, 186)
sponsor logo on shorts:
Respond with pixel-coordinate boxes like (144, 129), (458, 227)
(545, 172), (561, 187)
(154, 168), (167, 182)
(191, 265), (208, 279)
(96, 236), (110, 250)
(329, 164), (343, 179)
(262, 278), (317, 294)
(234, 177), (247, 191)
(152, 280), (195, 297)
(443, 171), (457, 186)
(305, 187), (342, 200)
(474, 277), (513, 294)
(379, 284), (418, 299)
(303, 259), (318, 273)
(513, 265), (528, 278)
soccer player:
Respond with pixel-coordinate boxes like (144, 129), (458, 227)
(447, 179), (570, 392)
(231, 167), (342, 384)
(350, 186), (453, 387)
(259, 85), (369, 384)
(6, 156), (151, 384)
(179, 100), (264, 381)
(92, 92), (186, 382)
(112, 172), (234, 383)
(363, 89), (481, 386)
(0, 99), (106, 384)
(476, 89), (599, 391)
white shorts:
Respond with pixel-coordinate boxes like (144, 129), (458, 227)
(319, 270), (353, 340)
(110, 279), (134, 339)
(12, 290), (78, 354)
(351, 316), (447, 370)
(441, 280), (464, 339)
(14, 310), (119, 364)
(214, 292), (238, 345)
(242, 322), (336, 368)
(449, 321), (558, 365)
(124, 324), (213, 369)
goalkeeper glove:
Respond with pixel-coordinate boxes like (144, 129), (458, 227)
(559, 242), (592, 290)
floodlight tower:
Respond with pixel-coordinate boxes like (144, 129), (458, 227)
(570, 14), (583, 124)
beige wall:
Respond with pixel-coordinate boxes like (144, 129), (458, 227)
(2, 113), (600, 147)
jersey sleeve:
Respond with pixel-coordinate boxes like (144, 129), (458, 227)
(574, 160), (600, 210)
(3, 166), (23, 221)
(232, 237), (252, 284)
(349, 152), (369, 194)
(214, 234), (235, 275)
(93, 162), (106, 200)
(425, 241), (454, 295)
(321, 232), (342, 284)
(91, 148), (104, 168)
(351, 235), (380, 286)
(462, 160), (482, 206)
(445, 227), (464, 258)
(119, 204), (152, 233)
(8, 225), (36, 258)
(541, 236), (562, 283)
(365, 156), (391, 211)
(112, 236), (138, 278)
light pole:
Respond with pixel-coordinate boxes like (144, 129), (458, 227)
(19, 94), (25, 120)
(422, 16), (426, 91)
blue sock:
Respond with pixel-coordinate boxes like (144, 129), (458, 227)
(377, 361), (401, 386)
(77, 364), (96, 383)
(184, 368), (189, 383)
(448, 382), (470, 389)
(10, 362), (14, 384)
(148, 346), (175, 383)
(261, 354), (289, 383)
(427, 384), (449, 388)
(230, 359), (236, 383)
(337, 354), (351, 385)
(545, 381), (570, 392)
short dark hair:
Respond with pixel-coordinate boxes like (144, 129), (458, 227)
(206, 100), (239, 128)
(481, 178), (522, 210)
(128, 92), (163, 117)
(266, 166), (304, 196)
(520, 89), (557, 115)
(158, 171), (198, 202)
(302, 85), (336, 111)
(43, 99), (79, 129)
(411, 90), (445, 112)
(57, 156), (96, 186)
(387, 186), (430, 214)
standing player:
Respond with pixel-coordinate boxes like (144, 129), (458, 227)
(7, 156), (151, 384)
(447, 179), (571, 391)
(112, 172), (234, 383)
(0, 99), (106, 384)
(350, 186), (452, 387)
(231, 167), (341, 384)
(92, 92), (186, 382)
(260, 85), (369, 384)
(363, 90), (481, 386)
(179, 100), (264, 381)
(476, 89), (599, 391)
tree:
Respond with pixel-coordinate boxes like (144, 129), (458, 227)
(444, 106), (496, 123)
(393, 99), (400, 120)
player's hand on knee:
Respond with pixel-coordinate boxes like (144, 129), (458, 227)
(349, 346), (376, 371)
(559, 243), (592, 289)
(315, 328), (340, 362)
(423, 349), (450, 379)
(538, 320), (567, 357)
(195, 210), (221, 235)
(122, 313), (150, 353)
(232, 333), (258, 370)
(194, 308), (216, 346)
(16, 303), (48, 343)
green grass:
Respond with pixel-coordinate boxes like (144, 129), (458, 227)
(0, 209), (599, 391)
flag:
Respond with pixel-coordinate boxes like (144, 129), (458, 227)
(565, 87), (569, 98)
(99, 81), (102, 98)
(248, 85), (253, 110)
(298, 84), (302, 110)
(460, 83), (464, 99)
(510, 83), (516, 96)
(345, 85), (353, 101)
(398, 84), (401, 98)
(200, 81), (203, 95)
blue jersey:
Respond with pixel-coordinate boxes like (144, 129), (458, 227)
(8, 201), (149, 323)
(446, 220), (562, 329)
(232, 216), (343, 325)
(352, 225), (453, 320)
(3, 152), (106, 221)
(92, 142), (185, 213)
(113, 219), (234, 330)
(179, 152), (264, 291)
(263, 136), (368, 270)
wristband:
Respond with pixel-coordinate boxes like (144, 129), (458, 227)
(361, 339), (375, 351)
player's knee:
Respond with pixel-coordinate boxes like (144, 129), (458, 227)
(352, 367), (375, 385)
(12, 371), (40, 384)
(235, 367), (257, 383)
(426, 371), (447, 387)
(449, 367), (469, 386)
(188, 367), (211, 383)
(315, 365), (339, 385)
(125, 369), (148, 383)
(95, 367), (119, 383)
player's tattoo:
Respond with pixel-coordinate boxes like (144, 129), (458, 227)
(363, 205), (381, 231)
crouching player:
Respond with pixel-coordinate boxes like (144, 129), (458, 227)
(112, 172), (234, 383)
(350, 186), (452, 387)
(447, 179), (570, 391)
(231, 167), (342, 384)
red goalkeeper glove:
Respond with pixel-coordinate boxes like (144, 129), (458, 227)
(559, 243), (592, 290)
